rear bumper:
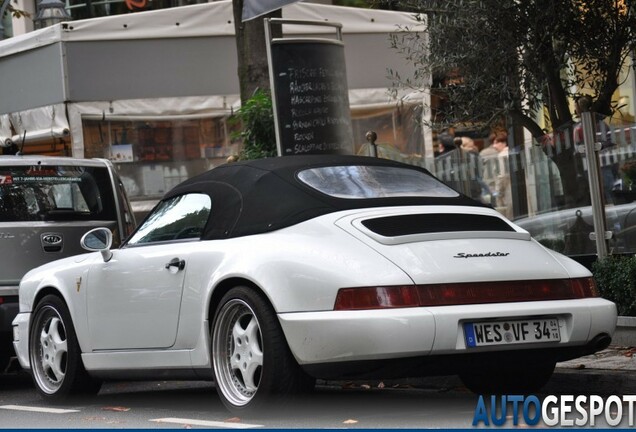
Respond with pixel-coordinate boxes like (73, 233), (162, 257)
(302, 337), (612, 380)
(278, 298), (617, 369)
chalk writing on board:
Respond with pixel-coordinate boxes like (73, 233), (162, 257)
(271, 41), (353, 156)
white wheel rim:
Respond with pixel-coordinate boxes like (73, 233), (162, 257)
(212, 299), (263, 407)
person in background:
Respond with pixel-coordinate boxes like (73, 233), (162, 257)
(491, 131), (513, 218)
(480, 133), (500, 203)
(434, 131), (460, 191)
(459, 136), (493, 205)
(459, 136), (478, 154)
(435, 132), (456, 157)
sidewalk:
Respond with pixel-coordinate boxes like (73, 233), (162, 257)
(546, 345), (636, 395)
(544, 317), (636, 395)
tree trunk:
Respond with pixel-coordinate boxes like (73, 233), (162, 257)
(232, 0), (282, 105)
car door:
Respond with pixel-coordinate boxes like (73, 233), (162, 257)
(86, 193), (211, 350)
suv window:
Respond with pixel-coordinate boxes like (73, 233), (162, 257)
(0, 166), (117, 222)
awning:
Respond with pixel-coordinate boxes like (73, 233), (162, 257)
(1, 104), (70, 147)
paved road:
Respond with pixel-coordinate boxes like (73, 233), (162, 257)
(0, 372), (482, 429)
(1, 367), (635, 429)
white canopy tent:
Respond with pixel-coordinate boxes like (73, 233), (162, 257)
(0, 1), (429, 206)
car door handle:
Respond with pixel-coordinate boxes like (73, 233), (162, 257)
(165, 258), (186, 271)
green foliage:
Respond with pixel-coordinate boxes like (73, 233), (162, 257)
(593, 255), (636, 316)
(231, 89), (277, 160)
(387, 0), (636, 132)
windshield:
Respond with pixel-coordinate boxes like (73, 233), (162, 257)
(0, 165), (117, 222)
(297, 165), (459, 199)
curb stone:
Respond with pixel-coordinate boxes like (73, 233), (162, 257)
(613, 316), (636, 347)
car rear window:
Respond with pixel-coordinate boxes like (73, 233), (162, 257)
(297, 165), (460, 199)
(0, 165), (117, 222)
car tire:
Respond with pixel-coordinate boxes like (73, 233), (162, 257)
(211, 286), (314, 413)
(29, 295), (101, 399)
(459, 360), (555, 394)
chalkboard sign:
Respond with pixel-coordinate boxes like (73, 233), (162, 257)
(270, 40), (354, 156)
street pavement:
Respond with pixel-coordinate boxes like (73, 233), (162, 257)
(547, 345), (636, 395)
(322, 345), (636, 396)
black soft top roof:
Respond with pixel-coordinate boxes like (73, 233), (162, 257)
(164, 154), (483, 240)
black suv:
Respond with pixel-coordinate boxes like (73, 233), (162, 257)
(0, 156), (136, 371)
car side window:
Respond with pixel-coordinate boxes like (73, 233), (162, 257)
(126, 193), (211, 246)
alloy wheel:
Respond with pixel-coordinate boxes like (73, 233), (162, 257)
(31, 306), (68, 394)
(212, 299), (264, 407)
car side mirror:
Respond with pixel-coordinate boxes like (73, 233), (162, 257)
(81, 227), (113, 262)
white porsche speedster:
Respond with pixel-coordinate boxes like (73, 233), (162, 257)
(12, 155), (616, 412)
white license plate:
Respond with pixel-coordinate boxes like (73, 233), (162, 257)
(463, 317), (560, 348)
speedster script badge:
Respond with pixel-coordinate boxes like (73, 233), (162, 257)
(454, 252), (510, 258)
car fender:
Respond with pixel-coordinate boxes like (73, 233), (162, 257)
(531, 239), (594, 278)
(207, 217), (415, 314)
(18, 252), (100, 353)
(176, 221), (417, 368)
(172, 217), (414, 354)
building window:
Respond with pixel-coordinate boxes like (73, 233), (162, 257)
(82, 116), (238, 200)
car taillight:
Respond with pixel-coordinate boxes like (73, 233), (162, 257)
(0, 297), (3, 305)
(333, 277), (598, 310)
(334, 286), (419, 310)
(569, 277), (600, 297)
